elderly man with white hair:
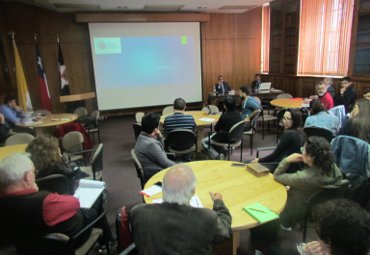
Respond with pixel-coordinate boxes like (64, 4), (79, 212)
(0, 153), (110, 254)
(130, 164), (232, 255)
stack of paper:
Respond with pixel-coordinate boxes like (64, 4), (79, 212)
(74, 179), (105, 209)
(243, 202), (279, 223)
(152, 195), (204, 208)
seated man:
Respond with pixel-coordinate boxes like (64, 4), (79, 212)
(304, 99), (339, 135)
(323, 77), (336, 99)
(163, 98), (195, 133)
(0, 153), (111, 254)
(202, 96), (242, 159)
(363, 88), (370, 101)
(310, 81), (334, 110)
(251, 73), (262, 93)
(334, 76), (357, 113)
(0, 95), (25, 128)
(239, 86), (260, 119)
(214, 75), (231, 95)
(131, 164), (232, 255)
(135, 112), (175, 182)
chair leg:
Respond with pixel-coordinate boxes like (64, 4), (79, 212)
(240, 138), (243, 162)
(302, 209), (309, 242)
(262, 121), (265, 140)
(250, 134), (254, 155)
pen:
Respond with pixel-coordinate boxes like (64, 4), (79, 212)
(248, 208), (266, 213)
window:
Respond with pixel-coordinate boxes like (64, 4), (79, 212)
(298, 0), (354, 76)
(261, 3), (270, 73)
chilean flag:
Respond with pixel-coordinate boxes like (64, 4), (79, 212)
(36, 44), (52, 111)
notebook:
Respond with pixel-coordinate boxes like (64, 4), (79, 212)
(74, 179), (105, 209)
(243, 202), (279, 223)
(259, 82), (272, 91)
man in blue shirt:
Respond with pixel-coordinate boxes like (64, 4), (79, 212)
(239, 86), (260, 119)
(0, 95), (24, 128)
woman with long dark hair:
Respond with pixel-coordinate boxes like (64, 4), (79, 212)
(253, 109), (305, 171)
(274, 136), (343, 230)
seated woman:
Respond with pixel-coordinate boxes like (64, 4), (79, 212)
(274, 136), (343, 230)
(338, 99), (370, 143)
(26, 135), (75, 193)
(253, 109), (305, 172)
(304, 99), (339, 135)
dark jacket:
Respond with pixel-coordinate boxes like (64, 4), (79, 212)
(131, 200), (232, 255)
(334, 86), (357, 113)
(212, 110), (242, 143)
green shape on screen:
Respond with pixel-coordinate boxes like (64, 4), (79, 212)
(243, 202), (279, 223)
(93, 37), (122, 55)
(181, 36), (188, 45)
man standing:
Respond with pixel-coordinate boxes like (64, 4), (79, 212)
(311, 81), (334, 110)
(0, 95), (25, 128)
(135, 112), (175, 183)
(334, 76), (357, 113)
(251, 73), (262, 93)
(214, 75), (231, 95)
(163, 98), (195, 133)
(131, 164), (232, 255)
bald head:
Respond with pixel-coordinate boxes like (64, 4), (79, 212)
(163, 164), (196, 205)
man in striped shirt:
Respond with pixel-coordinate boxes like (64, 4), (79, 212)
(164, 98), (196, 134)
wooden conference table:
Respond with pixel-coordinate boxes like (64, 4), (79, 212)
(17, 113), (78, 135)
(270, 98), (308, 109)
(144, 160), (287, 255)
(160, 111), (220, 152)
(0, 143), (27, 161)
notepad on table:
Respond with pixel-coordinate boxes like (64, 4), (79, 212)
(243, 202), (279, 223)
(199, 118), (215, 122)
(74, 179), (105, 209)
(152, 195), (204, 208)
(140, 185), (162, 197)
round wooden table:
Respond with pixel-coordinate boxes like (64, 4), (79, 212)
(160, 111), (220, 152)
(270, 98), (306, 108)
(17, 113), (78, 135)
(0, 143), (27, 161)
(144, 160), (287, 255)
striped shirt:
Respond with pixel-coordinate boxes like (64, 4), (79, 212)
(164, 112), (196, 133)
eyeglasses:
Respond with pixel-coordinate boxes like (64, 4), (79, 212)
(300, 147), (306, 154)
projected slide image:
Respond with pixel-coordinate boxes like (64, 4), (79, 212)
(93, 36), (196, 88)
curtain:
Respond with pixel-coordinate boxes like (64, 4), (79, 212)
(298, 0), (354, 76)
(261, 3), (270, 73)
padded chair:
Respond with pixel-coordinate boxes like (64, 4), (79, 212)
(162, 106), (174, 116)
(135, 112), (145, 123)
(165, 129), (196, 159)
(5, 132), (34, 145)
(301, 179), (350, 242)
(74, 107), (88, 118)
(201, 104), (219, 115)
(86, 110), (101, 143)
(36, 174), (71, 195)
(78, 143), (104, 181)
(62, 131), (84, 162)
(210, 120), (245, 161)
(303, 127), (334, 143)
(276, 93), (293, 99)
(131, 149), (145, 188)
(243, 109), (261, 155)
(132, 122), (142, 141)
(34, 109), (52, 116)
(15, 211), (110, 255)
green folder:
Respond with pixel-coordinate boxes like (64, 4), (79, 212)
(243, 202), (279, 223)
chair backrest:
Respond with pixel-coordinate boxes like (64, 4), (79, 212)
(165, 129), (196, 151)
(132, 123), (142, 141)
(248, 109), (261, 129)
(276, 93), (293, 99)
(5, 133), (35, 146)
(328, 105), (346, 128)
(92, 143), (104, 174)
(135, 112), (145, 123)
(62, 131), (84, 153)
(307, 179), (350, 207)
(303, 127), (334, 143)
(90, 110), (100, 121)
(201, 105), (219, 115)
(36, 174), (71, 195)
(228, 120), (245, 143)
(162, 106), (174, 116)
(131, 149), (144, 188)
(74, 107), (88, 117)
(34, 109), (52, 116)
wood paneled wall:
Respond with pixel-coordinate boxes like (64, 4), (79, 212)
(0, 2), (262, 115)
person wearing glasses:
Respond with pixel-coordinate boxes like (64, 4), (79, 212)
(274, 136), (343, 231)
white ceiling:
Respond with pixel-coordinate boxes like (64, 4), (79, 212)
(9, 0), (272, 13)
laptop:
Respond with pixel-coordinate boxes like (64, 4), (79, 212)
(259, 82), (271, 91)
